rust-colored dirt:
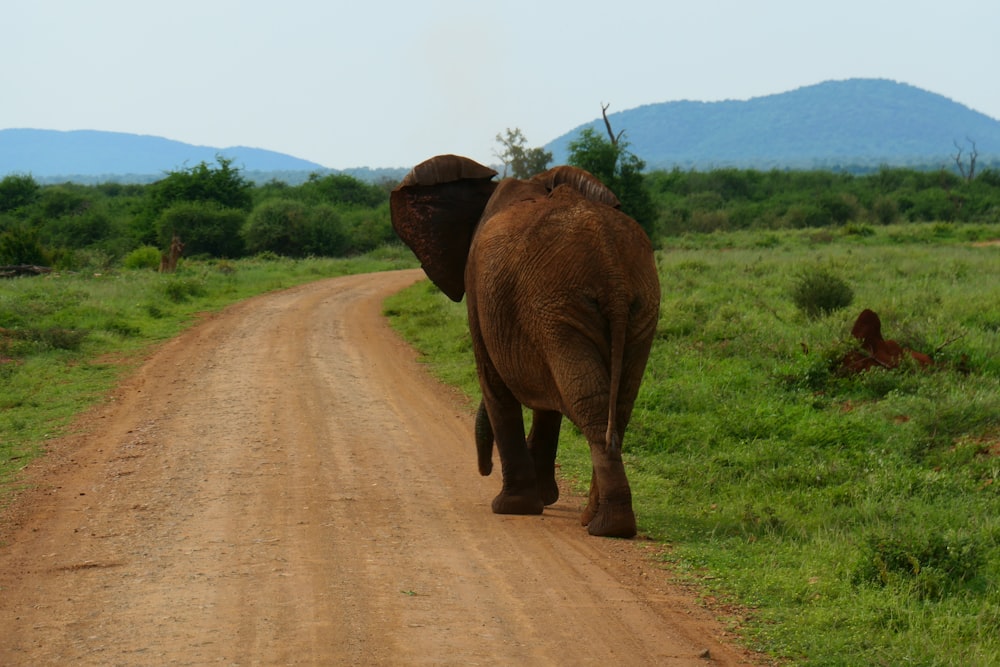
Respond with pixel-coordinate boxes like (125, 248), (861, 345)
(0, 269), (760, 666)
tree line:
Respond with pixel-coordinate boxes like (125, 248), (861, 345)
(3, 132), (1000, 269)
(0, 157), (397, 269)
(494, 111), (1000, 239)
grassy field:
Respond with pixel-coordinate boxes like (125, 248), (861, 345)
(3, 223), (998, 665)
(0, 247), (417, 495)
(384, 223), (1000, 666)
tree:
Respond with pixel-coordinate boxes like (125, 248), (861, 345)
(299, 173), (386, 207)
(147, 156), (254, 214)
(953, 138), (978, 182)
(135, 157), (253, 248)
(0, 225), (49, 265)
(242, 199), (308, 257)
(305, 204), (349, 256)
(156, 201), (246, 258)
(0, 174), (40, 213)
(567, 105), (656, 235)
(494, 128), (552, 178)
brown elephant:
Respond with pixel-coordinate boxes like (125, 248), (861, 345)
(390, 155), (660, 538)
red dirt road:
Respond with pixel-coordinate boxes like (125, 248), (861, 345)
(0, 269), (758, 666)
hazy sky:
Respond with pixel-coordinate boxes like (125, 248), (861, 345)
(5, 0), (999, 169)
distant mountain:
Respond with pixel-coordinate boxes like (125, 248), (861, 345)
(7, 79), (1000, 182)
(545, 78), (1000, 171)
(0, 129), (329, 182)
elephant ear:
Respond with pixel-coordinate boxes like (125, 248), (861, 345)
(391, 155), (498, 301)
(532, 165), (621, 208)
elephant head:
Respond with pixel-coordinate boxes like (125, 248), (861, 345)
(390, 155), (620, 301)
(390, 155), (498, 301)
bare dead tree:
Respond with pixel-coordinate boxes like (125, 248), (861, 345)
(601, 103), (625, 147)
(953, 138), (979, 181)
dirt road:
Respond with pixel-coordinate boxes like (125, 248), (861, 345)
(0, 269), (756, 666)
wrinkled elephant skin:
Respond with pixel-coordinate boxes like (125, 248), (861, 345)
(392, 155), (660, 538)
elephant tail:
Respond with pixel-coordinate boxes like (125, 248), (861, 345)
(474, 400), (494, 475)
(604, 296), (629, 456)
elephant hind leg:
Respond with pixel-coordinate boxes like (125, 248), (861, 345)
(482, 390), (544, 516)
(528, 410), (562, 506)
(586, 497), (636, 538)
(581, 442), (636, 538)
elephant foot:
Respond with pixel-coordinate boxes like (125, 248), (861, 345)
(492, 490), (544, 515)
(583, 501), (636, 539)
(538, 477), (560, 506)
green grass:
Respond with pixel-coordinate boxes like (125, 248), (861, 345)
(384, 223), (1000, 666)
(0, 247), (417, 495)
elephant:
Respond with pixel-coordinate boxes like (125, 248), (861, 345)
(390, 154), (660, 538)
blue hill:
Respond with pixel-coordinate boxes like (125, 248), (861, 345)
(545, 79), (1000, 171)
(0, 128), (327, 180)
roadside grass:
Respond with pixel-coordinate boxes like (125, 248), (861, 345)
(0, 246), (417, 497)
(384, 223), (1000, 666)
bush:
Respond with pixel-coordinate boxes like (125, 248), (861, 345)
(41, 208), (113, 248)
(853, 530), (984, 599)
(783, 204), (834, 228)
(0, 226), (50, 265)
(907, 188), (959, 222)
(122, 245), (163, 270)
(790, 265), (854, 318)
(306, 203), (348, 256)
(298, 173), (387, 208)
(871, 195), (900, 224)
(147, 157), (253, 214)
(0, 174), (40, 213)
(342, 205), (395, 254)
(163, 277), (207, 303)
(241, 199), (308, 256)
(156, 201), (246, 258)
(687, 209), (731, 233)
(819, 192), (861, 224)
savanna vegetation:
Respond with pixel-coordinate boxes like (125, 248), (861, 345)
(0, 156), (398, 270)
(386, 224), (1000, 665)
(2, 128), (1000, 664)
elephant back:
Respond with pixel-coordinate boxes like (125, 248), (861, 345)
(531, 166), (621, 209)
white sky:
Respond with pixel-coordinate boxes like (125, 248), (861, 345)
(4, 0), (999, 169)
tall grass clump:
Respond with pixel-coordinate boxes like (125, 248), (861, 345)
(790, 264), (854, 319)
(385, 223), (1000, 665)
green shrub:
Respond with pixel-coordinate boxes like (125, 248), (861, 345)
(783, 203), (834, 228)
(241, 198), (308, 256)
(122, 245), (163, 270)
(0, 174), (40, 213)
(306, 203), (348, 256)
(853, 530), (985, 599)
(0, 226), (50, 265)
(1, 327), (88, 355)
(687, 209), (731, 233)
(790, 265), (854, 318)
(156, 201), (246, 258)
(871, 195), (900, 224)
(163, 277), (207, 302)
(843, 222), (875, 237)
